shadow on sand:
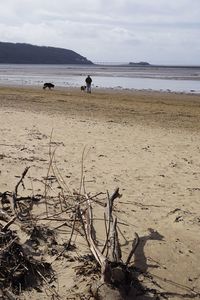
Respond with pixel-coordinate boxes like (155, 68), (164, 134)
(117, 228), (199, 299)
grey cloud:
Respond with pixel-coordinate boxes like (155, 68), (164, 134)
(0, 0), (200, 64)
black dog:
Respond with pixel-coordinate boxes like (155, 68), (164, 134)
(43, 83), (55, 90)
(80, 85), (86, 91)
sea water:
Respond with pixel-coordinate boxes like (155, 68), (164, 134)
(0, 64), (199, 93)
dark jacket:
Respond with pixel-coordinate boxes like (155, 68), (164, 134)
(85, 76), (92, 84)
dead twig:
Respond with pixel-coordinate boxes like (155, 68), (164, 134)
(0, 237), (18, 254)
(109, 187), (121, 209)
(36, 269), (61, 299)
(14, 167), (30, 197)
(44, 129), (56, 217)
(110, 217), (121, 262)
(101, 188), (121, 257)
(51, 207), (78, 264)
(125, 232), (140, 266)
(1, 216), (17, 232)
(13, 166), (30, 210)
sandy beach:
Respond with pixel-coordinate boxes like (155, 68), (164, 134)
(0, 86), (200, 299)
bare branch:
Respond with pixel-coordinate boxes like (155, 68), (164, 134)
(2, 216), (17, 232)
(125, 232), (140, 266)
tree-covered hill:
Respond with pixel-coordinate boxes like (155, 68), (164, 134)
(0, 42), (93, 64)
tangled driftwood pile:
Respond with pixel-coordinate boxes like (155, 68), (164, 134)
(1, 153), (199, 300)
(0, 162), (143, 299)
(0, 226), (54, 298)
(0, 168), (58, 299)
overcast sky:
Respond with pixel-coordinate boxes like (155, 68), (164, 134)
(0, 0), (199, 65)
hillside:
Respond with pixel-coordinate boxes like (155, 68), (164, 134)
(0, 42), (93, 64)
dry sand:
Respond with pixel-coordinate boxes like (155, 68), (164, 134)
(0, 86), (200, 299)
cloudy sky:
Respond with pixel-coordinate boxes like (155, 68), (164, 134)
(0, 0), (199, 65)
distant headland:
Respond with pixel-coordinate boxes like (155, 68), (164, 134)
(94, 61), (151, 66)
(0, 42), (93, 64)
(129, 61), (150, 66)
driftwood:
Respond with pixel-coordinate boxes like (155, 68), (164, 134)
(1, 161), (199, 300)
(74, 188), (140, 299)
(0, 164), (139, 299)
(2, 161), (188, 300)
(0, 168), (57, 298)
(0, 164), (141, 299)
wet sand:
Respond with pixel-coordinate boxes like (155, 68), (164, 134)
(0, 86), (200, 299)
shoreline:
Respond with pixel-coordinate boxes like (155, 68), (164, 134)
(0, 63), (200, 94)
(0, 82), (200, 95)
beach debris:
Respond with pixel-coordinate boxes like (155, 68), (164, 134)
(0, 164), (141, 299)
(1, 161), (199, 299)
(0, 221), (55, 298)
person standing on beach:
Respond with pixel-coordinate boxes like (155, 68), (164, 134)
(85, 75), (92, 93)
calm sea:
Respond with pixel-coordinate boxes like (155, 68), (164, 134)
(0, 64), (200, 93)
